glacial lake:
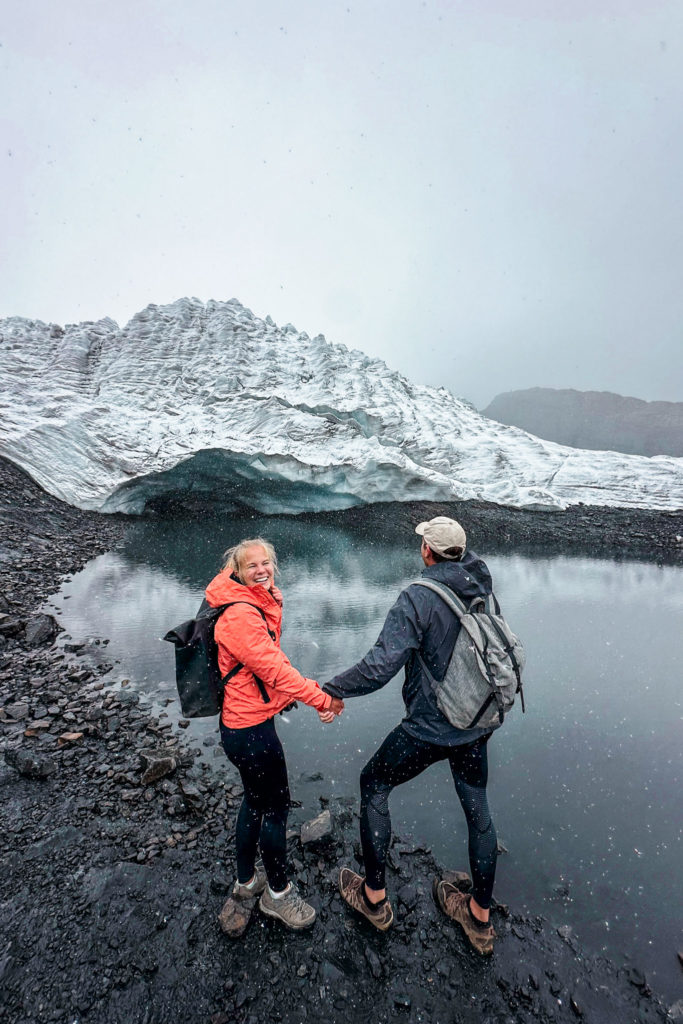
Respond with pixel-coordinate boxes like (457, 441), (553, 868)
(49, 514), (682, 1003)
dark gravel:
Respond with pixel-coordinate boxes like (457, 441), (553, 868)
(296, 498), (683, 564)
(0, 456), (679, 1024)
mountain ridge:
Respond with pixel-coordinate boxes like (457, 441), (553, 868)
(482, 387), (683, 457)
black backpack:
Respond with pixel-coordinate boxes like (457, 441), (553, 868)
(163, 600), (274, 718)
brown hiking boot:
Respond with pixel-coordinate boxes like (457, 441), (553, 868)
(232, 861), (267, 900)
(339, 868), (394, 931)
(258, 882), (316, 930)
(433, 878), (495, 955)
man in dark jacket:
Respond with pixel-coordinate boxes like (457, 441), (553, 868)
(323, 516), (498, 954)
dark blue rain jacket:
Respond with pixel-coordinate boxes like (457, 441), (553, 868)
(323, 550), (495, 747)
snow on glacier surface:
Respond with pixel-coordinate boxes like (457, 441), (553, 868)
(1, 297), (681, 514)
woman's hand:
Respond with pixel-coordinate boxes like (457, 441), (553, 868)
(270, 584), (283, 605)
(318, 709), (335, 723)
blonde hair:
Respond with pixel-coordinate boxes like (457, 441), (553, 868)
(222, 537), (279, 579)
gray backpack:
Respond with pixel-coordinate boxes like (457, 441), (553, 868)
(413, 579), (526, 731)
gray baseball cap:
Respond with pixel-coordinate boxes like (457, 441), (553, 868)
(415, 516), (466, 558)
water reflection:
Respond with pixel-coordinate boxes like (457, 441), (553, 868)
(49, 516), (682, 1002)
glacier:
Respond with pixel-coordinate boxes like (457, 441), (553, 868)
(1, 296), (682, 515)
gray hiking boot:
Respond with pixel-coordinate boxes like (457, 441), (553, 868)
(232, 861), (267, 900)
(258, 882), (316, 930)
(339, 868), (394, 931)
(433, 878), (495, 955)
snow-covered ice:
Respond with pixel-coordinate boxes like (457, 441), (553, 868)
(1, 297), (681, 514)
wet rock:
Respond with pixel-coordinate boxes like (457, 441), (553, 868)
(321, 960), (345, 983)
(397, 883), (418, 910)
(0, 617), (23, 638)
(4, 701), (29, 720)
(67, 668), (92, 683)
(364, 946), (382, 979)
(669, 999), (683, 1021)
(210, 875), (232, 894)
(386, 847), (401, 871)
(301, 809), (333, 846)
(57, 731), (84, 745)
(139, 749), (177, 785)
(547, 973), (562, 997)
(24, 721), (52, 736)
(5, 745), (56, 779)
(218, 896), (256, 937)
(179, 781), (205, 811)
(300, 769), (324, 782)
(0, 947), (13, 983)
(392, 992), (411, 1010)
(24, 613), (58, 646)
(116, 689), (140, 707)
(628, 967), (647, 989)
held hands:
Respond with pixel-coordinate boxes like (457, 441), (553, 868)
(318, 696), (344, 724)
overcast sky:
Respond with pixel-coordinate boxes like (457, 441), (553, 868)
(2, 0), (682, 408)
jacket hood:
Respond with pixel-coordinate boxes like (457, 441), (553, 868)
(205, 568), (278, 613)
(422, 549), (492, 600)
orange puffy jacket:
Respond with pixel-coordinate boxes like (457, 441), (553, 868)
(205, 569), (332, 729)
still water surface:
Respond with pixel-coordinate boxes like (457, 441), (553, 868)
(50, 516), (682, 1002)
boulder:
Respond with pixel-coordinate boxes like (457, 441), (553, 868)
(24, 614), (59, 646)
(0, 617), (23, 638)
(139, 749), (177, 785)
(4, 701), (30, 720)
(5, 746), (56, 779)
(218, 896), (256, 938)
(300, 809), (333, 846)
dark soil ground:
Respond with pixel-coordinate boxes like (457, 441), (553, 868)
(1, 456), (681, 1024)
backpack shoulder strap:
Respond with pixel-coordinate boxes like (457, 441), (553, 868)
(214, 600), (275, 704)
(215, 601), (276, 639)
(412, 579), (488, 651)
(411, 578), (468, 618)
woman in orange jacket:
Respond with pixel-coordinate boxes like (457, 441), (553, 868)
(206, 536), (343, 930)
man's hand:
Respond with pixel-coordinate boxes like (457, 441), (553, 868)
(318, 696), (344, 723)
(329, 697), (344, 715)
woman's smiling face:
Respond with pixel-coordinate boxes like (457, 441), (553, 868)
(238, 544), (274, 590)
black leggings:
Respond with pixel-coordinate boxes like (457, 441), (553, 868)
(220, 717), (290, 892)
(360, 725), (497, 908)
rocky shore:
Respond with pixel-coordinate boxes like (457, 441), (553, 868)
(298, 497), (683, 565)
(1, 457), (680, 1024)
